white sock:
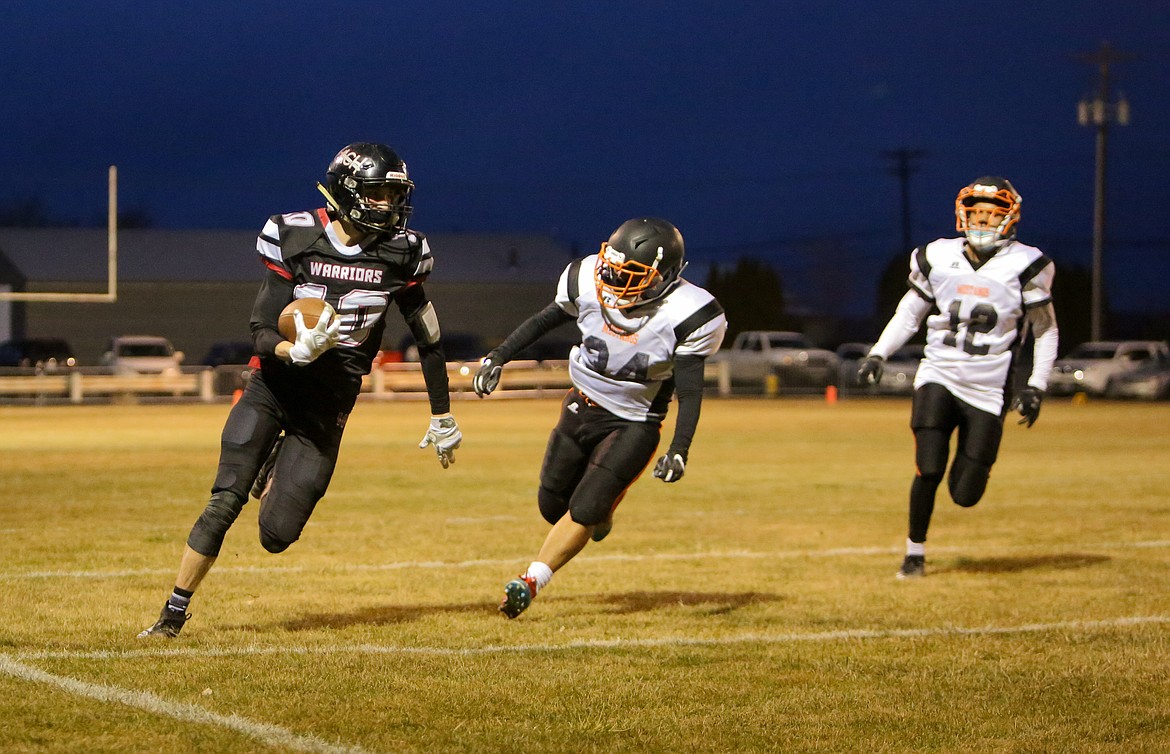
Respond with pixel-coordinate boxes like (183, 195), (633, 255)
(906, 539), (925, 557)
(525, 562), (554, 593)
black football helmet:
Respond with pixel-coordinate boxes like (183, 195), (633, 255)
(595, 217), (687, 312)
(955, 176), (1021, 254)
(318, 143), (414, 233)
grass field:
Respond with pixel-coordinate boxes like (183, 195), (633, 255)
(1, 396), (1168, 753)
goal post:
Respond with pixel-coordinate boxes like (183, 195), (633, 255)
(0, 165), (118, 303)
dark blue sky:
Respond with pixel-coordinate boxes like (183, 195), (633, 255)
(3, 2), (1167, 313)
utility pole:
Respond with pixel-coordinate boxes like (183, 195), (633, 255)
(1076, 41), (1132, 342)
(882, 148), (927, 252)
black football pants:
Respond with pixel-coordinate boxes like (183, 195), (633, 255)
(906, 382), (1004, 543)
(197, 372), (350, 554)
(537, 388), (661, 527)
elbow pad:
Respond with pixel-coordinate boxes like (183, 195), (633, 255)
(407, 301), (441, 346)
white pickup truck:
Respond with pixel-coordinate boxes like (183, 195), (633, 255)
(710, 330), (840, 389)
(1048, 340), (1170, 397)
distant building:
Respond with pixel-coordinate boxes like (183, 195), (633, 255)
(0, 228), (577, 366)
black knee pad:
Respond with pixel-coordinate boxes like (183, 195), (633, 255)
(569, 466), (627, 527)
(187, 490), (246, 557)
(258, 526), (292, 553)
(914, 428), (949, 481)
(537, 429), (586, 525)
(257, 495), (307, 553)
(948, 453), (991, 507)
(537, 485), (570, 525)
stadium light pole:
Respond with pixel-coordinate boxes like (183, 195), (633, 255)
(1076, 41), (1131, 342)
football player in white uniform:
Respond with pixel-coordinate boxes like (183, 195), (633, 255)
(473, 217), (727, 618)
(857, 177), (1059, 579)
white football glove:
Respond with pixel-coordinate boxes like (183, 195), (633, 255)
(419, 414), (462, 469)
(288, 306), (341, 365)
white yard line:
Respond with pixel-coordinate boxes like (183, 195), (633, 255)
(3, 539), (1168, 581)
(15, 615), (1169, 662)
(0, 654), (379, 754)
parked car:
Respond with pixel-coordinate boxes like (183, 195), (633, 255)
(835, 342), (872, 389)
(199, 341), (255, 367)
(199, 341), (255, 394)
(101, 335), (185, 375)
(1108, 350), (1170, 400)
(1048, 340), (1170, 397)
(710, 330), (840, 389)
(0, 337), (77, 372)
(877, 344), (925, 395)
(835, 342), (922, 395)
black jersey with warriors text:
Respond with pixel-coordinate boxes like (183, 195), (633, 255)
(250, 208), (434, 396)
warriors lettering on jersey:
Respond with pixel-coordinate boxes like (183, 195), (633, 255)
(307, 261), (384, 284)
(555, 254), (727, 422)
(909, 237), (1053, 414)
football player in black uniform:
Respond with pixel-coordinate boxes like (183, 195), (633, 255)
(474, 217), (727, 618)
(139, 142), (462, 637)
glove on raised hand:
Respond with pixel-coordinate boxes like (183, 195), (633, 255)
(652, 452), (686, 483)
(288, 307), (341, 365)
(472, 353), (503, 398)
(419, 414), (463, 469)
(1010, 386), (1043, 428)
(857, 355), (884, 386)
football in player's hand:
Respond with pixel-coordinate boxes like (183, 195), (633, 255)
(278, 298), (334, 342)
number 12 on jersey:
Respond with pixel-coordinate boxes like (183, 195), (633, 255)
(942, 299), (998, 356)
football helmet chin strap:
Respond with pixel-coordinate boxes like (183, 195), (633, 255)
(316, 181), (337, 207)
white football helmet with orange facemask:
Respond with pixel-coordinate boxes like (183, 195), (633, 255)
(955, 176), (1022, 255)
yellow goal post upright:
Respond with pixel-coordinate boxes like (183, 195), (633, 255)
(0, 165), (118, 303)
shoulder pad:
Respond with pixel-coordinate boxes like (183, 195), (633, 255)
(269, 210), (328, 261)
(380, 229), (428, 253)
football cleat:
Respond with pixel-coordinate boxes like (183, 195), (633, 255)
(499, 575), (537, 619)
(250, 434), (284, 500)
(137, 605), (190, 638)
(591, 519), (613, 542)
(896, 555), (926, 580)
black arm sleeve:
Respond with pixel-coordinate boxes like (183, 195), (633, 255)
(668, 355), (706, 460)
(417, 341), (451, 415)
(396, 284), (451, 415)
(249, 270), (296, 358)
(491, 303), (576, 363)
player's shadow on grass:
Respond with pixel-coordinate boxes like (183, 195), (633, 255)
(574, 590), (780, 616)
(944, 553), (1110, 574)
(271, 603), (486, 631)
(262, 591), (778, 631)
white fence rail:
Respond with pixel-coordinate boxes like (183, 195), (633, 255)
(0, 360), (733, 404)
